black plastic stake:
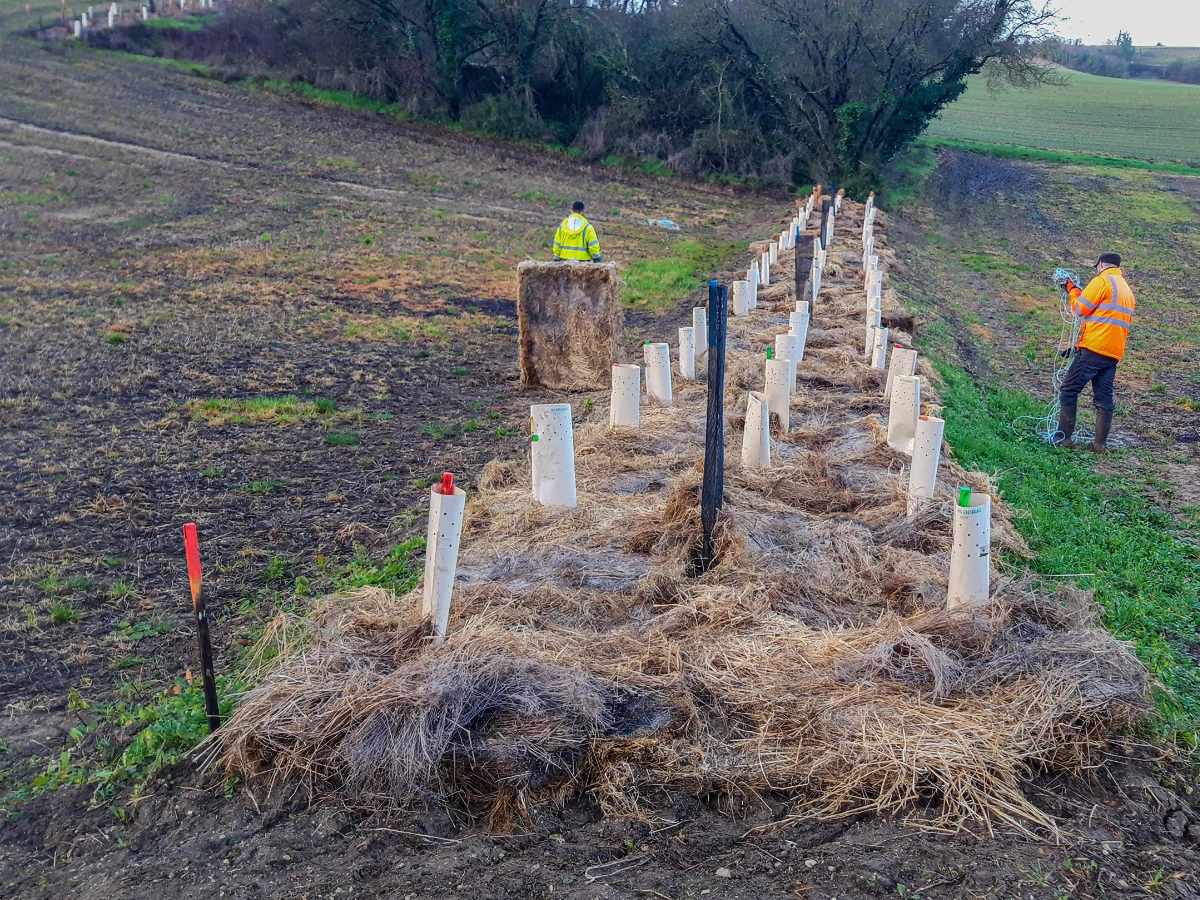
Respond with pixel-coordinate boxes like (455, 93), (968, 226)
(700, 280), (727, 572)
(795, 229), (817, 322)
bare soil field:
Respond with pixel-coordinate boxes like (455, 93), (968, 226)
(2, 33), (1200, 900)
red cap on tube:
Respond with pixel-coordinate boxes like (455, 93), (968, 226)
(440, 472), (454, 495)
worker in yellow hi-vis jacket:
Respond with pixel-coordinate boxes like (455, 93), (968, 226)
(553, 201), (602, 262)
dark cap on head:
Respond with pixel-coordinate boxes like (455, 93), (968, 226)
(1096, 252), (1121, 268)
(572, 201), (585, 213)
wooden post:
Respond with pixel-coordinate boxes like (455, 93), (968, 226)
(794, 229), (818, 323)
(183, 523), (221, 734)
(700, 280), (727, 572)
(818, 196), (832, 250)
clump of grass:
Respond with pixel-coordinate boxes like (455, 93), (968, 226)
(36, 572), (64, 594)
(107, 581), (133, 600)
(420, 423), (455, 440)
(325, 431), (360, 447)
(50, 603), (81, 625)
(189, 396), (347, 426)
(104, 332), (127, 345)
(243, 479), (285, 494)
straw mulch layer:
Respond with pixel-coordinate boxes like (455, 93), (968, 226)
(214, 201), (1147, 836)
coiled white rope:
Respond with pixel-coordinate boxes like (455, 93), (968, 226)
(1011, 268), (1088, 444)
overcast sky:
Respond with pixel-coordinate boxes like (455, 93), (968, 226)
(1053, 0), (1200, 46)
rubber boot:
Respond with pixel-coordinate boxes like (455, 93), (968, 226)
(1056, 401), (1078, 448)
(1090, 407), (1113, 453)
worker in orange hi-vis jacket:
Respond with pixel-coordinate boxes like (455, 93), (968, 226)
(1053, 252), (1136, 452)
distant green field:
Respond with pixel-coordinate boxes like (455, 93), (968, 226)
(1131, 46), (1200, 64)
(927, 70), (1200, 164)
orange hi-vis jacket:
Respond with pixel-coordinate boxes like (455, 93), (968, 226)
(1067, 267), (1136, 361)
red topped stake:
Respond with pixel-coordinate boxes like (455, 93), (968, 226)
(439, 472), (454, 495)
(181, 523), (221, 734)
(183, 522), (202, 605)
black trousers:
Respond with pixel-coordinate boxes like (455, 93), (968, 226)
(1060, 347), (1119, 412)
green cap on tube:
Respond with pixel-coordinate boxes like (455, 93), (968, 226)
(958, 485), (971, 507)
(766, 346), (773, 360)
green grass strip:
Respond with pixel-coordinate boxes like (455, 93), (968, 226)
(621, 239), (744, 311)
(917, 137), (1200, 178)
(936, 363), (1200, 747)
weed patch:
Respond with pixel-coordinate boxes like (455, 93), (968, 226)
(187, 395), (340, 426)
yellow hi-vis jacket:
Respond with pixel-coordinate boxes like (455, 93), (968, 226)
(1067, 267), (1136, 361)
(553, 214), (600, 261)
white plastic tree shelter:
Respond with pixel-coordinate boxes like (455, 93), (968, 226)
(732, 280), (752, 317)
(947, 492), (992, 608)
(141, 4), (147, 17)
(760, 251), (771, 286)
(884, 347), (919, 400)
(795, 299), (809, 317)
(748, 259), (759, 287)
(742, 391), (771, 469)
(907, 415), (945, 515)
(865, 299), (881, 328)
(871, 327), (889, 370)
(74, 19), (82, 34)
(864, 324), (877, 359)
(422, 480), (466, 644)
(775, 333), (803, 382)
(769, 242), (779, 265)
(693, 307), (707, 360)
(81, 12), (87, 25)
(679, 326), (696, 379)
(787, 312), (808, 358)
(765, 357), (792, 432)
(530, 403), (577, 507)
(108, 7), (114, 25)
(610, 364), (640, 428)
(643, 342), (673, 405)
(887, 374), (920, 454)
